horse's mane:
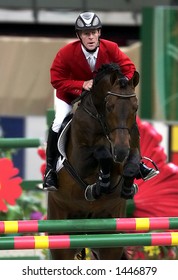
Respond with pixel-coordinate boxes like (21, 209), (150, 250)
(72, 63), (124, 105)
(94, 63), (123, 85)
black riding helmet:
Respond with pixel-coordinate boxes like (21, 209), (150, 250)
(75, 12), (102, 31)
(75, 12), (102, 53)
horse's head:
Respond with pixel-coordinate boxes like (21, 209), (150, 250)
(92, 63), (139, 163)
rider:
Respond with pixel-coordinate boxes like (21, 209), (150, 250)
(43, 11), (159, 191)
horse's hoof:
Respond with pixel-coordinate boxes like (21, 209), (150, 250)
(121, 183), (138, 200)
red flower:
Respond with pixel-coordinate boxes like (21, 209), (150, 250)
(167, 248), (177, 259)
(137, 117), (167, 169)
(131, 117), (178, 217)
(37, 146), (46, 160)
(0, 158), (22, 212)
(127, 246), (146, 260)
(37, 146), (46, 178)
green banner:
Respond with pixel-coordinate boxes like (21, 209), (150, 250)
(141, 7), (178, 121)
(154, 7), (178, 120)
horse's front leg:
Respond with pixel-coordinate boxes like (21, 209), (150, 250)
(121, 151), (140, 200)
(120, 175), (138, 199)
(85, 146), (112, 201)
(94, 146), (113, 194)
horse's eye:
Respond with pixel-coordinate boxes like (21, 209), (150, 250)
(134, 104), (139, 112)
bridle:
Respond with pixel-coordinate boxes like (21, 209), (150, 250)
(82, 90), (137, 141)
(107, 91), (136, 98)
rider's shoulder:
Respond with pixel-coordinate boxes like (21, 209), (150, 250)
(100, 39), (118, 49)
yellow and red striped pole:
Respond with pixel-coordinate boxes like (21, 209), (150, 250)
(0, 217), (178, 234)
(1, 232), (178, 250)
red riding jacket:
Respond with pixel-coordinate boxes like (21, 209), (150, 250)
(50, 39), (136, 104)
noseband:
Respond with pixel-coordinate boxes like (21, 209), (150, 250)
(106, 91), (136, 98)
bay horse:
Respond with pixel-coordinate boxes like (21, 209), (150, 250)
(47, 63), (140, 260)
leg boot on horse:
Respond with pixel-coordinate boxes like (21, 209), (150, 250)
(43, 126), (59, 191)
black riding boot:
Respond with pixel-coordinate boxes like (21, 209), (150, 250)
(137, 161), (159, 181)
(131, 123), (159, 181)
(43, 127), (59, 191)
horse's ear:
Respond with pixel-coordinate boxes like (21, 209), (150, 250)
(110, 70), (118, 85)
(133, 71), (139, 87)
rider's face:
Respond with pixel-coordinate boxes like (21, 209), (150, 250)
(79, 29), (101, 51)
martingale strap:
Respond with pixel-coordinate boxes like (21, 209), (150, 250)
(63, 159), (88, 189)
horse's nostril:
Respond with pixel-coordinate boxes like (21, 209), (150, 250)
(113, 147), (129, 163)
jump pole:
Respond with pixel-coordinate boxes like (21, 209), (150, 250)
(0, 138), (43, 148)
(1, 217), (178, 234)
(1, 232), (178, 250)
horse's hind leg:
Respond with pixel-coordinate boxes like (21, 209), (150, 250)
(49, 249), (77, 260)
(95, 247), (126, 260)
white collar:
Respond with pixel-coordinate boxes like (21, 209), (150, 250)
(81, 45), (99, 60)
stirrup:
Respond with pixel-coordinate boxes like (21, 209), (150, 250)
(43, 185), (58, 191)
(141, 156), (159, 181)
(43, 169), (58, 191)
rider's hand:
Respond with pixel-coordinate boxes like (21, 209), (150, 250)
(83, 79), (93, 91)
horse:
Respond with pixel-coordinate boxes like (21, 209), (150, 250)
(47, 63), (140, 260)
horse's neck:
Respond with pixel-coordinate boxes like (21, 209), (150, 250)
(89, 84), (110, 114)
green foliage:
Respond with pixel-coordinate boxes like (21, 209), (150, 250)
(0, 148), (16, 159)
(0, 191), (46, 220)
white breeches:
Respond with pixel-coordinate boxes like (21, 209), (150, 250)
(52, 98), (72, 133)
